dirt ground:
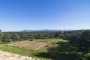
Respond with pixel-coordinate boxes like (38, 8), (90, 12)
(9, 41), (47, 50)
(0, 50), (40, 60)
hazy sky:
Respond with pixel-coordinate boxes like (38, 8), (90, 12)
(0, 0), (90, 31)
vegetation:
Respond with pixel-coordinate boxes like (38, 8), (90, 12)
(0, 39), (66, 60)
(0, 29), (84, 43)
(0, 29), (90, 60)
(47, 46), (58, 56)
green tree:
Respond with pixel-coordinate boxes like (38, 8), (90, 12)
(2, 33), (11, 43)
(47, 46), (58, 56)
(12, 34), (20, 41)
(54, 32), (60, 38)
(78, 30), (90, 52)
(21, 33), (28, 40)
(0, 30), (3, 42)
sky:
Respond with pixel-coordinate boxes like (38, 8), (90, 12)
(0, 0), (90, 31)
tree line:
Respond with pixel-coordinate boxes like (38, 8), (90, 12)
(0, 29), (85, 43)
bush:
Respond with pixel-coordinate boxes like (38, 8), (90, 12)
(29, 39), (33, 41)
(47, 46), (58, 56)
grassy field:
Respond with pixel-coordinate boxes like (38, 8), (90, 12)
(0, 39), (67, 60)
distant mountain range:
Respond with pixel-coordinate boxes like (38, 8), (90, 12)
(3, 29), (90, 32)
(22, 29), (60, 32)
(22, 29), (89, 32)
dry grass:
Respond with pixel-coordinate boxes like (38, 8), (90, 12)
(9, 41), (47, 51)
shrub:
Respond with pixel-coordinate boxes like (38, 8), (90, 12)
(47, 46), (58, 56)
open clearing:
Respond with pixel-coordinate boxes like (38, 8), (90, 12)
(0, 39), (67, 60)
(8, 41), (47, 50)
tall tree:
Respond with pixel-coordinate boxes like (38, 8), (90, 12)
(2, 33), (11, 43)
(12, 34), (20, 41)
(0, 30), (2, 42)
(78, 30), (90, 52)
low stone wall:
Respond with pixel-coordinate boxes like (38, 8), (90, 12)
(34, 43), (47, 51)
